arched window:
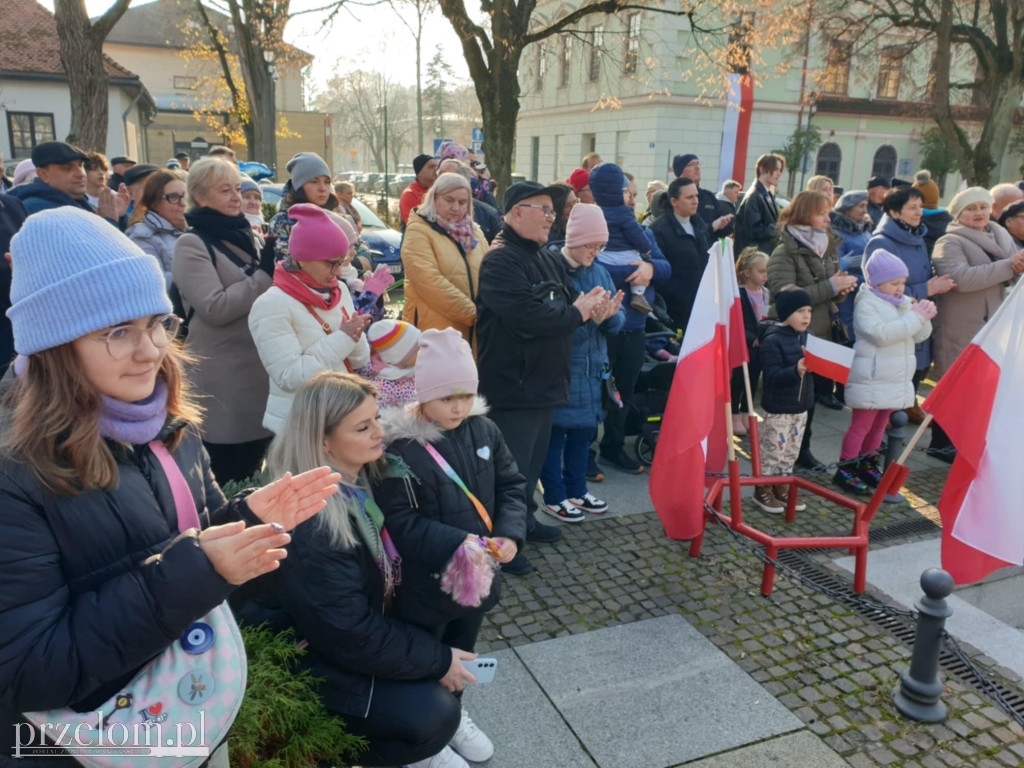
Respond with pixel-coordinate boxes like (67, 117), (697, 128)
(872, 145), (898, 180)
(815, 142), (842, 183)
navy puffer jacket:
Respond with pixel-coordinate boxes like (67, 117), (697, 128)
(0, 414), (244, 765)
(759, 323), (815, 414)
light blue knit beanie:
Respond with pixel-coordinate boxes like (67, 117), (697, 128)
(7, 207), (172, 355)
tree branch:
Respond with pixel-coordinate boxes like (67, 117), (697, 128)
(524, 2), (693, 45)
(90, 0), (133, 41)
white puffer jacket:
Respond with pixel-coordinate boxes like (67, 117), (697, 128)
(249, 284), (371, 433)
(844, 284), (933, 411)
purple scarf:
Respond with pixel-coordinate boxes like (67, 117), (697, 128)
(869, 287), (907, 308)
(98, 379), (169, 444)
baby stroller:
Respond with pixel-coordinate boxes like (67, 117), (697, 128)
(625, 299), (681, 465)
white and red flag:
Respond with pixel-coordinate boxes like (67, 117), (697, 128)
(803, 334), (855, 385)
(650, 239), (746, 539)
(922, 281), (1024, 584)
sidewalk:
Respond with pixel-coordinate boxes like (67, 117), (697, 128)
(465, 403), (1024, 767)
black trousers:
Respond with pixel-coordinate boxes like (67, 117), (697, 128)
(601, 329), (646, 454)
(203, 437), (272, 486)
(799, 403), (816, 454)
(730, 359), (761, 414)
(341, 679), (461, 766)
(489, 408), (553, 534)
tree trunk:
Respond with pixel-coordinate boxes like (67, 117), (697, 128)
(969, 77), (1024, 187)
(227, 1), (276, 168)
(53, 0), (131, 152)
(416, 15), (424, 154)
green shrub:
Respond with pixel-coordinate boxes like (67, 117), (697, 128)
(230, 624), (366, 768)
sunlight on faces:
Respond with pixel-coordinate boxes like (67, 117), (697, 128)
(435, 187), (470, 223)
(85, 165), (108, 194)
(1004, 212), (1024, 242)
(784, 306), (813, 333)
(322, 395), (384, 478)
(195, 177), (242, 217)
(875, 277), (907, 299)
(154, 179), (188, 230)
(670, 185), (699, 218)
(958, 201), (992, 230)
(891, 197), (923, 228)
(762, 163), (784, 188)
(625, 179), (638, 208)
(811, 206), (831, 231)
(37, 161), (87, 198)
(418, 159), (439, 188)
(868, 186), (888, 204)
(747, 258), (769, 288)
(680, 159), (701, 183)
(241, 190), (263, 216)
(564, 242), (605, 268)
(509, 194), (555, 244)
(420, 394), (475, 431)
(71, 315), (174, 403)
(302, 176), (332, 207)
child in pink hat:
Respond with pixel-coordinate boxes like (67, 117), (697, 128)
(374, 328), (528, 765)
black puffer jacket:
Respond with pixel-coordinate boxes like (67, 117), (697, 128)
(0, 419), (242, 765)
(759, 323), (814, 414)
(261, 485), (452, 720)
(375, 398), (527, 628)
(650, 212), (712, 333)
(476, 225), (584, 409)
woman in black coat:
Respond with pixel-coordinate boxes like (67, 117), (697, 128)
(261, 371), (480, 768)
(650, 177), (712, 334)
(0, 208), (336, 767)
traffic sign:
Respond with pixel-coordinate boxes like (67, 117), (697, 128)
(472, 127), (484, 142)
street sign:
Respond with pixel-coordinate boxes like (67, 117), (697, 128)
(471, 141), (483, 154)
(472, 127), (483, 142)
(434, 138), (453, 155)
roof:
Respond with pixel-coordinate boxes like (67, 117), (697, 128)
(0, 0), (138, 81)
(106, 0), (311, 62)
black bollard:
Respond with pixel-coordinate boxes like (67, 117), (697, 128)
(882, 410), (909, 503)
(893, 568), (954, 722)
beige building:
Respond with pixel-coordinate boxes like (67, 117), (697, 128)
(105, 0), (330, 174)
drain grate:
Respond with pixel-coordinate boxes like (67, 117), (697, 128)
(868, 517), (940, 543)
(776, 548), (1024, 720)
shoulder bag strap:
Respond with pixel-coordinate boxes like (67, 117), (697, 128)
(304, 303), (354, 372)
(149, 439), (202, 532)
(421, 441), (493, 533)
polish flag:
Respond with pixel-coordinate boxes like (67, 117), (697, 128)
(922, 281), (1024, 584)
(650, 246), (731, 540)
(803, 334), (855, 385)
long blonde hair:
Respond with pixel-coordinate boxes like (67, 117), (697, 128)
(0, 342), (202, 496)
(265, 371), (384, 550)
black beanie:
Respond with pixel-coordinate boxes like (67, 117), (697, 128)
(413, 154), (433, 175)
(672, 153), (698, 177)
(776, 289), (812, 322)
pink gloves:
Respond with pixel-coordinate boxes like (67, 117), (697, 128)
(912, 299), (937, 320)
(362, 264), (396, 297)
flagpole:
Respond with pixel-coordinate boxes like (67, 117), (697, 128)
(742, 361), (762, 476)
(897, 413), (934, 465)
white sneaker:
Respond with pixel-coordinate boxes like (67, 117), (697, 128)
(569, 492), (608, 514)
(407, 744), (470, 768)
(449, 707), (495, 762)
(543, 499), (586, 523)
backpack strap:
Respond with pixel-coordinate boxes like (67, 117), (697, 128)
(421, 442), (493, 532)
(149, 439), (201, 532)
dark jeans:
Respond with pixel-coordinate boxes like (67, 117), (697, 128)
(203, 437), (271, 486)
(489, 408), (553, 534)
(601, 329), (645, 455)
(342, 679), (461, 766)
(730, 360), (761, 414)
(432, 611), (486, 701)
(540, 426), (596, 504)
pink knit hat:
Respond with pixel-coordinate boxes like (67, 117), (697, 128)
(288, 203), (349, 262)
(415, 328), (478, 403)
(565, 203), (609, 248)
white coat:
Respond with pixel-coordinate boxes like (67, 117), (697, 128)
(844, 285), (933, 411)
(249, 284), (371, 433)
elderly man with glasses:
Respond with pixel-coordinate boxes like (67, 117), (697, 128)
(477, 182), (610, 576)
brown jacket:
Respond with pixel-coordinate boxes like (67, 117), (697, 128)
(767, 229), (843, 340)
(401, 210), (486, 354)
(172, 232), (273, 444)
(931, 222), (1017, 378)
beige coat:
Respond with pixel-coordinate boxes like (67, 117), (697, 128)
(172, 232), (273, 444)
(931, 222), (1017, 378)
(767, 229), (843, 340)
(401, 210), (486, 353)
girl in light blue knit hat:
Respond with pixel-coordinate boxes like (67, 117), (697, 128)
(0, 207), (342, 762)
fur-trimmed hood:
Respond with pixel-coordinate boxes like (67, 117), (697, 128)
(380, 395), (490, 445)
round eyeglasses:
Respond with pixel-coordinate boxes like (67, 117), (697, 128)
(162, 192), (187, 205)
(94, 315), (182, 360)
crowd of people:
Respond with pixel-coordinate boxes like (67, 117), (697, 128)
(1, 134), (1022, 768)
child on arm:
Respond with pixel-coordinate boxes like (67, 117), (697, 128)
(833, 250), (935, 497)
(731, 247), (770, 437)
(373, 328), (527, 766)
(754, 289), (816, 515)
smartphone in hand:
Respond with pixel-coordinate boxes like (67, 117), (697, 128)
(463, 658), (498, 684)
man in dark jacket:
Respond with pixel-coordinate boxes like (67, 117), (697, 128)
(672, 153), (734, 237)
(477, 181), (609, 573)
(107, 155), (136, 190)
(866, 176), (889, 228)
(734, 153), (785, 253)
(0, 193), (27, 377)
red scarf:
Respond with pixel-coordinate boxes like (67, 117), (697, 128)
(273, 263), (342, 311)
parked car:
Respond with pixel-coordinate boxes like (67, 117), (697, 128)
(359, 173), (382, 193)
(389, 174), (415, 196)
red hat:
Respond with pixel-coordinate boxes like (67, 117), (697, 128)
(568, 168), (590, 193)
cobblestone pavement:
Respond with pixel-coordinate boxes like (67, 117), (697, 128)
(478, 465), (1024, 767)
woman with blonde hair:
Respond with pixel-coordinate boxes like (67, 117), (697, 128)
(255, 370), (480, 768)
(172, 157), (276, 482)
(0, 208), (338, 766)
(126, 168), (187, 287)
(402, 171), (487, 352)
(805, 175), (834, 199)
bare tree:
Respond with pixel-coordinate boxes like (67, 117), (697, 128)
(387, 0), (436, 154)
(53, 0), (132, 151)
